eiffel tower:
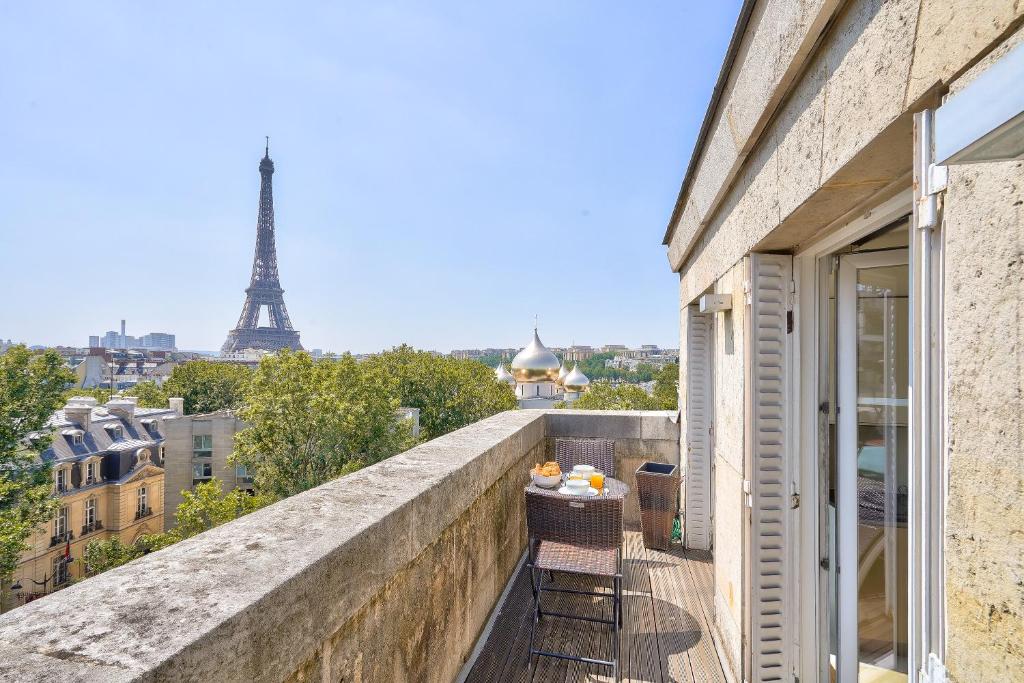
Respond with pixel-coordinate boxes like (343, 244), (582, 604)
(221, 140), (302, 354)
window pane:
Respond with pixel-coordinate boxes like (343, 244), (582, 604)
(855, 264), (909, 676)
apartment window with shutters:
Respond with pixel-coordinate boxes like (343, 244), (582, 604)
(55, 467), (67, 493)
(55, 505), (68, 537)
(86, 460), (97, 485)
(53, 555), (69, 586)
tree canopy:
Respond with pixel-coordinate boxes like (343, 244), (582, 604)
(161, 360), (252, 414)
(61, 386), (112, 404)
(231, 350), (415, 499)
(563, 382), (659, 410)
(0, 346), (74, 580)
(363, 346), (517, 441)
(123, 381), (169, 408)
(566, 352), (656, 383)
(82, 478), (272, 576)
(652, 363), (679, 411)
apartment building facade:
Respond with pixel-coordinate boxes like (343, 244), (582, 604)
(2, 397), (173, 611)
(666, 2), (1024, 682)
(161, 411), (252, 529)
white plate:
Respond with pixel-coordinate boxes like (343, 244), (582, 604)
(558, 486), (599, 497)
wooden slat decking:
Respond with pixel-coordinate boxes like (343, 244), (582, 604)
(464, 531), (726, 683)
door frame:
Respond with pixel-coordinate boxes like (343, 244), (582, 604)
(836, 248), (910, 680)
(794, 190), (914, 681)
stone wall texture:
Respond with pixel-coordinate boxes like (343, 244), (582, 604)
(669, 0), (1024, 305)
(944, 156), (1024, 683)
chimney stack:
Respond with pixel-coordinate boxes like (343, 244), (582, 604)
(106, 398), (136, 421)
(64, 401), (93, 430)
(169, 397), (184, 416)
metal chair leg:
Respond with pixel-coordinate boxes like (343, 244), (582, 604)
(527, 567), (547, 682)
(612, 575), (621, 682)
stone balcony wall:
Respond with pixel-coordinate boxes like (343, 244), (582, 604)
(0, 409), (678, 683)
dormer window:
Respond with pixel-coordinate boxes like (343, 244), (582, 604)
(141, 418), (160, 436)
(55, 467), (68, 494)
(62, 428), (85, 446)
(105, 423), (123, 440)
(86, 460), (99, 485)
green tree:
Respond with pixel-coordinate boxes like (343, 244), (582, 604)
(170, 478), (272, 539)
(1, 346), (74, 582)
(364, 345), (518, 441)
(652, 363), (679, 411)
(476, 353), (505, 369)
(566, 382), (659, 410)
(123, 381), (169, 408)
(567, 353), (655, 383)
(82, 536), (141, 576)
(82, 478), (271, 576)
(232, 350), (415, 499)
(61, 386), (112, 404)
(162, 360), (252, 414)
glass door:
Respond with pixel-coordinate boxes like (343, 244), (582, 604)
(835, 249), (910, 681)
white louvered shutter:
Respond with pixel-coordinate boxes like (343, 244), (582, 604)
(748, 253), (795, 682)
(684, 306), (712, 550)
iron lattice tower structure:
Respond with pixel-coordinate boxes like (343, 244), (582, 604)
(221, 141), (302, 353)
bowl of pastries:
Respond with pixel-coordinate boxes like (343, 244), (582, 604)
(531, 461), (562, 488)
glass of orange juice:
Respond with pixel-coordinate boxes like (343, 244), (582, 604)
(590, 471), (605, 491)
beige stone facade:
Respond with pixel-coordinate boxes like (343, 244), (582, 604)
(2, 398), (171, 611)
(666, 2), (1024, 682)
(161, 410), (251, 529)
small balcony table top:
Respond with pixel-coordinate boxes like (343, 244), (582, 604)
(525, 476), (629, 500)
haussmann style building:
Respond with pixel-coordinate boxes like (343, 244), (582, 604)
(1, 397), (175, 612)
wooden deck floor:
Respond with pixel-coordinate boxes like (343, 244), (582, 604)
(464, 531), (726, 683)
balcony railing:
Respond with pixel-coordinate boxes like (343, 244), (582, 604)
(81, 520), (104, 536)
(0, 410), (680, 681)
(135, 507), (153, 520)
(49, 531), (73, 547)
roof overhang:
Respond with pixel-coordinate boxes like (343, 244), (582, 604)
(662, 0), (758, 247)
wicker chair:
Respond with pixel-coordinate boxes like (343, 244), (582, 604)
(554, 437), (615, 478)
(525, 487), (623, 681)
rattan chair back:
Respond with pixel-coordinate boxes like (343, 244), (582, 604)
(525, 488), (623, 551)
(554, 437), (615, 477)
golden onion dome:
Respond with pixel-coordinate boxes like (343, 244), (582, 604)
(510, 329), (561, 382)
(563, 363), (591, 392)
(494, 363), (516, 385)
(556, 364), (569, 386)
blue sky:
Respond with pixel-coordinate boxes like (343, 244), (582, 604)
(0, 2), (740, 354)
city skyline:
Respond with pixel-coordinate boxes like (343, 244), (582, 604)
(0, 2), (740, 352)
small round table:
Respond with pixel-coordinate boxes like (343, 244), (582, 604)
(526, 476), (629, 500)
